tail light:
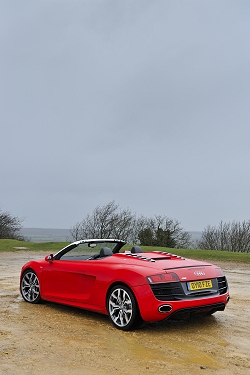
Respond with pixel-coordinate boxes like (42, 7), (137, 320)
(147, 272), (179, 284)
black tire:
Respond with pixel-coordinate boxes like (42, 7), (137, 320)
(107, 284), (142, 331)
(20, 270), (41, 304)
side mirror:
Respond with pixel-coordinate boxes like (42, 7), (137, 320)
(45, 254), (54, 262)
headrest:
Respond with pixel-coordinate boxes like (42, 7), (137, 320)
(131, 246), (143, 253)
(100, 247), (113, 257)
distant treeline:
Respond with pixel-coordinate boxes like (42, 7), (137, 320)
(1, 204), (250, 252)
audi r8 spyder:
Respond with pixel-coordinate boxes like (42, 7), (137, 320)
(20, 239), (230, 330)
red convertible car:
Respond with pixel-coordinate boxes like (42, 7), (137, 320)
(20, 239), (230, 330)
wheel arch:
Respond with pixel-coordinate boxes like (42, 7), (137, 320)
(21, 266), (35, 274)
(20, 267), (35, 281)
(20, 266), (41, 281)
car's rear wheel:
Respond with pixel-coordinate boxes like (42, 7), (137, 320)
(107, 284), (142, 331)
(20, 270), (41, 304)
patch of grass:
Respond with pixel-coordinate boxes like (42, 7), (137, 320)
(0, 239), (70, 253)
(140, 246), (250, 263)
(0, 240), (249, 263)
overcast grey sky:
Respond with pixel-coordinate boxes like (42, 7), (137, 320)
(1, 0), (250, 231)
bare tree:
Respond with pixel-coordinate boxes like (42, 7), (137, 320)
(70, 203), (191, 248)
(0, 209), (23, 239)
(197, 220), (250, 252)
(70, 201), (136, 241)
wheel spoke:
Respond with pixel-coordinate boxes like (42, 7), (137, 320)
(119, 310), (124, 325)
(23, 279), (29, 286)
(123, 312), (129, 324)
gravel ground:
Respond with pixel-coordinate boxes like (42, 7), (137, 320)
(0, 252), (249, 375)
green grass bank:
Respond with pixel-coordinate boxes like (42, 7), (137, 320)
(0, 239), (249, 263)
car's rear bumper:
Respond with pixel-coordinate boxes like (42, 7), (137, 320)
(133, 284), (230, 322)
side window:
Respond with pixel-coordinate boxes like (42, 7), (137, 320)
(60, 243), (91, 260)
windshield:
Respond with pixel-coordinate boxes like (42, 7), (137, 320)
(54, 240), (125, 260)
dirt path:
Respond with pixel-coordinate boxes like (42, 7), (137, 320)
(0, 252), (249, 375)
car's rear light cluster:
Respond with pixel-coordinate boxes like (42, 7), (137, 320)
(147, 272), (179, 284)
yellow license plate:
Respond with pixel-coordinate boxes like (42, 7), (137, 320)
(188, 279), (213, 291)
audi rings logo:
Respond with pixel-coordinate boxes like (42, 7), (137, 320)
(194, 271), (205, 276)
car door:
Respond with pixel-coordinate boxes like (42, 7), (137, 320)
(41, 259), (87, 302)
(77, 259), (111, 308)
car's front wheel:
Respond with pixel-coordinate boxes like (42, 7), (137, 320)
(107, 284), (142, 331)
(20, 270), (41, 304)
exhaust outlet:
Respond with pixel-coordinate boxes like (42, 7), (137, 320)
(158, 304), (172, 313)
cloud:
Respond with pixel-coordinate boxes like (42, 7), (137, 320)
(1, 1), (250, 230)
